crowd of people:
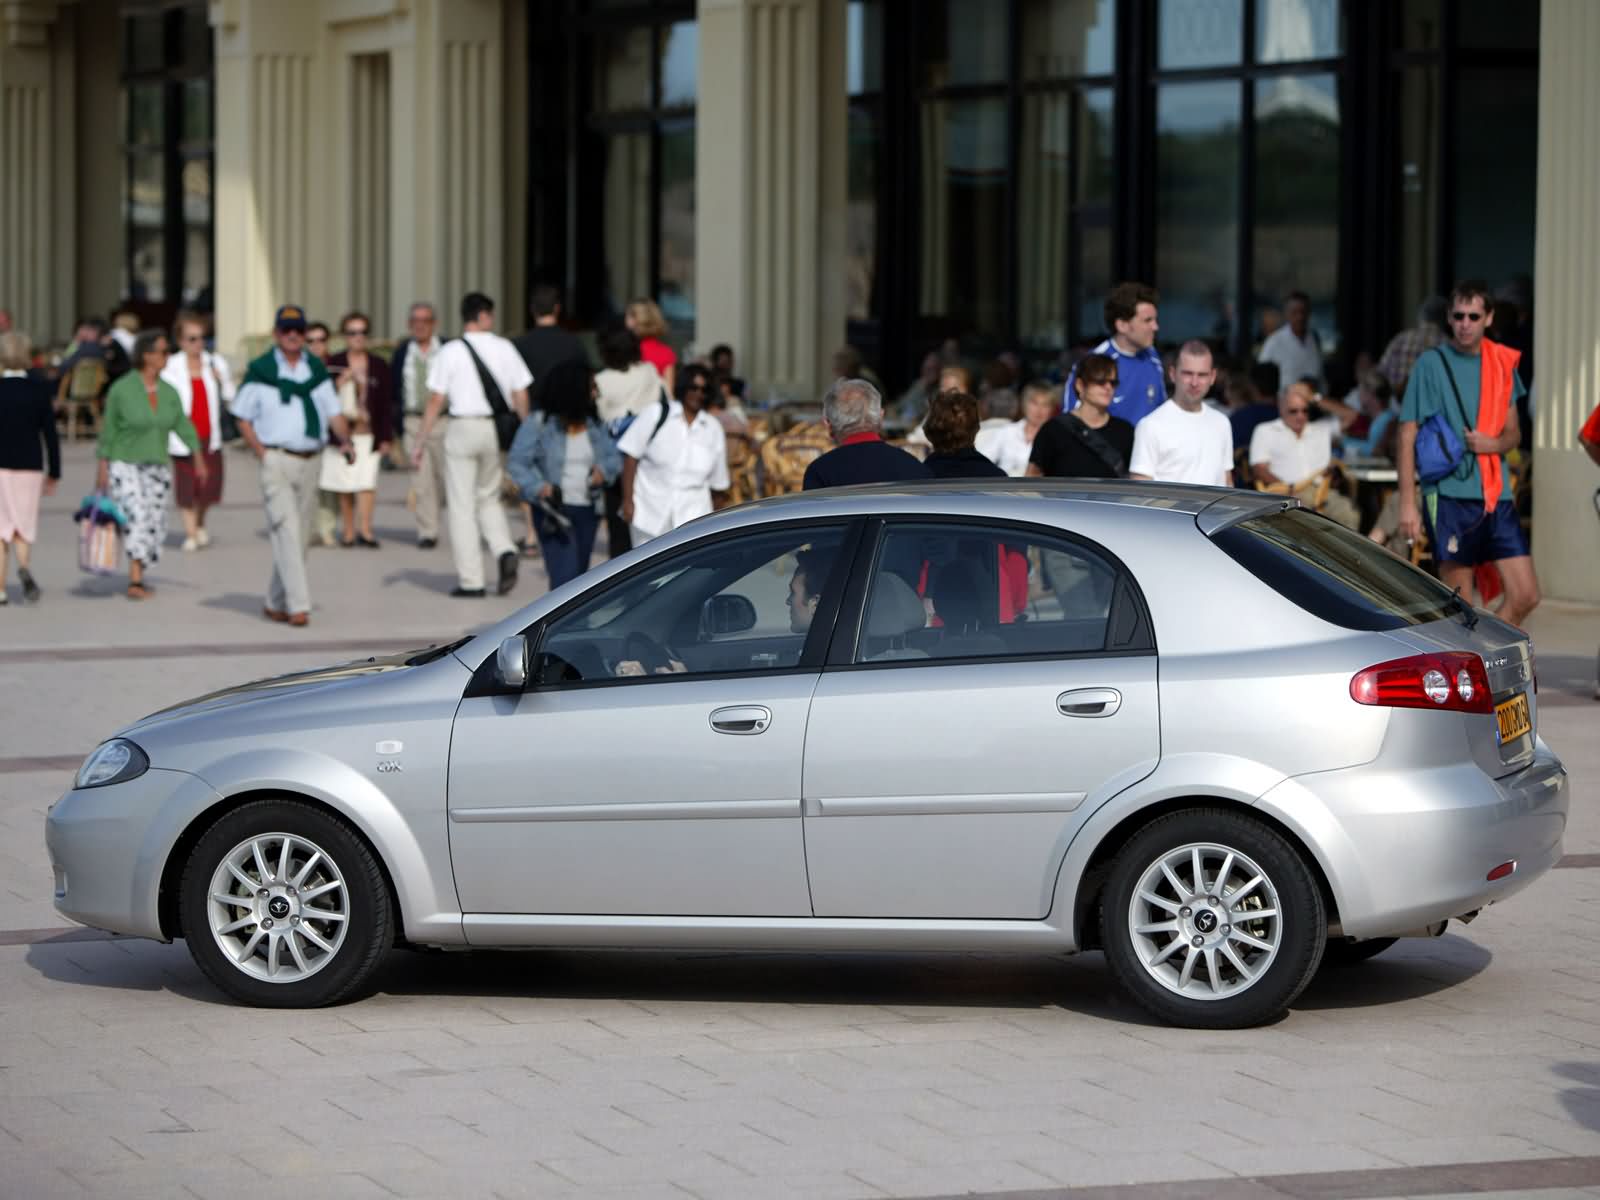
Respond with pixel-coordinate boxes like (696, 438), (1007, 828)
(1, 271), (1597, 639)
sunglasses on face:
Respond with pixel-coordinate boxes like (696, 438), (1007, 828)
(1084, 376), (1118, 388)
(306, 334), (327, 343)
(1450, 311), (1484, 323)
(343, 327), (369, 337)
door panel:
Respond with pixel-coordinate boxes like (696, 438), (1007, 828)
(449, 675), (818, 916)
(803, 657), (1159, 918)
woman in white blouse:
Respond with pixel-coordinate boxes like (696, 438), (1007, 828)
(160, 313), (235, 550)
(977, 380), (1058, 476)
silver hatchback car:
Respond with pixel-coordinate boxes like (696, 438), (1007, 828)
(47, 482), (1568, 1027)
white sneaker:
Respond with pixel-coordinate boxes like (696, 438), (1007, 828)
(196, 528), (211, 547)
(182, 536), (198, 552)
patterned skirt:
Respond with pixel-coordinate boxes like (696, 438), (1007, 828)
(107, 461), (173, 566)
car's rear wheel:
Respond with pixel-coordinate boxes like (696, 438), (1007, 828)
(1320, 937), (1398, 968)
(1101, 808), (1324, 1028)
(179, 799), (393, 1007)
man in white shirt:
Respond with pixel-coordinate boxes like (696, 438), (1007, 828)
(618, 362), (730, 545)
(1129, 340), (1235, 486)
(1258, 290), (1325, 392)
(414, 292), (532, 597)
(393, 301), (446, 548)
(1248, 383), (1360, 528)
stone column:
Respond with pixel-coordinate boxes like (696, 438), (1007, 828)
(0, 0), (77, 343)
(696, 0), (847, 407)
(1531, 0), (1600, 603)
(211, 0), (517, 354)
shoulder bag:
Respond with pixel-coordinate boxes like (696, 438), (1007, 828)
(1058, 414), (1128, 478)
(1415, 348), (1472, 484)
(458, 336), (522, 451)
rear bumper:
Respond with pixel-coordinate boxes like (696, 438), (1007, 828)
(1256, 738), (1568, 939)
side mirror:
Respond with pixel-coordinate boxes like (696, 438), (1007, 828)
(495, 635), (530, 689)
(701, 593), (758, 638)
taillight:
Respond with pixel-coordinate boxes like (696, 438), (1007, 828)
(1350, 652), (1493, 714)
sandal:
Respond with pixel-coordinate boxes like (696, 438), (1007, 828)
(127, 583), (149, 601)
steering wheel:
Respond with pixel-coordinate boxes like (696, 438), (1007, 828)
(621, 631), (676, 675)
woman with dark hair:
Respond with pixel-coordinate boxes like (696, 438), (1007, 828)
(1027, 353), (1134, 479)
(96, 329), (204, 599)
(321, 310), (394, 547)
(506, 359), (622, 588)
(594, 326), (667, 557)
(923, 390), (1007, 479)
(0, 332), (60, 605)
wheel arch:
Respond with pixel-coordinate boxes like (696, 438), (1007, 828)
(159, 788), (404, 942)
(1064, 794), (1342, 951)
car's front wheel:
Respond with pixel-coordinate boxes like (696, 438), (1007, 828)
(1101, 808), (1325, 1028)
(179, 799), (393, 1007)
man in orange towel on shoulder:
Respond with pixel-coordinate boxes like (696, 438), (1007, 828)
(1396, 279), (1540, 627)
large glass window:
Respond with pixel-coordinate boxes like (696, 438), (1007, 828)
(907, 0), (1116, 358)
(579, 3), (697, 338)
(120, 3), (213, 310)
(1155, 83), (1240, 346)
(1253, 73), (1340, 344)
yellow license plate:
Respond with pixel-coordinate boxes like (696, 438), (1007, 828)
(1495, 693), (1531, 743)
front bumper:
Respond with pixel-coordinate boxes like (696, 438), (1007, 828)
(46, 767), (222, 940)
(1257, 738), (1569, 939)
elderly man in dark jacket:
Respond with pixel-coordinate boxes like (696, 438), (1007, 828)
(802, 378), (931, 490)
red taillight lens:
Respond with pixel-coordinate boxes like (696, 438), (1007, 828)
(1350, 652), (1494, 714)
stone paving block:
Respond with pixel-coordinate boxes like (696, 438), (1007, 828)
(535, 1148), (750, 1190)
(846, 1158), (1059, 1197)
(685, 1170), (889, 1199)
(0, 1162), (84, 1197)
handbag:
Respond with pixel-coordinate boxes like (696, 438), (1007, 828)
(1415, 348), (1472, 484)
(74, 492), (125, 576)
(458, 336), (522, 451)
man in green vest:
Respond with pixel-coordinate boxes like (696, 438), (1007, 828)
(230, 304), (355, 627)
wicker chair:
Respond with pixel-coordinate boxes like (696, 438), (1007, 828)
(56, 358), (107, 441)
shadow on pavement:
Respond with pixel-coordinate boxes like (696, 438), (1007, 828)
(1538, 653), (1597, 702)
(1293, 933), (1491, 1009)
(1554, 1062), (1600, 1132)
(381, 567), (462, 594)
(200, 591), (278, 617)
(23, 933), (1490, 1024)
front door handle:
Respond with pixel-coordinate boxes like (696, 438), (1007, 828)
(1057, 688), (1122, 718)
(710, 705), (772, 735)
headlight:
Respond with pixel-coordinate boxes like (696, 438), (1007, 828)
(75, 739), (150, 790)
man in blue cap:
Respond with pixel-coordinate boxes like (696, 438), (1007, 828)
(231, 304), (355, 627)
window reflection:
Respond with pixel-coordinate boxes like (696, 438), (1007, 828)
(1255, 0), (1341, 63)
(659, 119), (696, 328)
(922, 0), (1009, 89)
(1253, 73), (1339, 348)
(1155, 81), (1240, 344)
(659, 21), (697, 108)
(1453, 68), (1537, 288)
(919, 98), (1008, 341)
(1020, 0), (1115, 79)
(847, 107), (878, 322)
(593, 26), (652, 113)
(848, 0), (883, 96)
(1074, 88), (1115, 342)
(1158, 0), (1242, 70)
(1396, 64), (1439, 323)
(600, 132), (651, 313)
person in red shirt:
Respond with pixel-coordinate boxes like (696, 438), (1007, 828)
(625, 298), (676, 395)
(160, 314), (234, 551)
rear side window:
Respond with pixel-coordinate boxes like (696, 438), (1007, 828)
(1211, 508), (1458, 631)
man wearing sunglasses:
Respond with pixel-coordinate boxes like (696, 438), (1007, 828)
(1397, 279), (1538, 627)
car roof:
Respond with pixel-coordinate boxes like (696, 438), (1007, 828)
(717, 479), (1291, 531)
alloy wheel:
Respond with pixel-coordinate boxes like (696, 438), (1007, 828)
(206, 832), (350, 983)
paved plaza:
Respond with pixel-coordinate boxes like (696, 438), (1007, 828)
(2, 443), (1599, 1200)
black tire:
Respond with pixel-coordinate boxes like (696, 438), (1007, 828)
(1100, 807), (1325, 1029)
(179, 798), (394, 1007)
(1319, 937), (1398, 968)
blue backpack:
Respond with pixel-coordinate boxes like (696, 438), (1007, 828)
(1415, 349), (1472, 484)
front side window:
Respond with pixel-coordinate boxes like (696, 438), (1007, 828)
(855, 522), (1144, 664)
(533, 525), (849, 685)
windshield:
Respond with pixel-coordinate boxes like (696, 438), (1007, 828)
(1211, 508), (1458, 631)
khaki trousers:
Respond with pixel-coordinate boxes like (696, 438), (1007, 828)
(404, 412), (449, 541)
(444, 417), (514, 590)
(260, 449), (321, 614)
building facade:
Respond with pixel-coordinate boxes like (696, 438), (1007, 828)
(0, 0), (1596, 600)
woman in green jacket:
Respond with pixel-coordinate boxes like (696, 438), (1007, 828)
(96, 330), (206, 599)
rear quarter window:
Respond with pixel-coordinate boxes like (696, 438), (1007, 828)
(1210, 508), (1457, 631)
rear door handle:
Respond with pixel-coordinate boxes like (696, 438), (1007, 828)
(710, 705), (772, 735)
(1057, 688), (1122, 718)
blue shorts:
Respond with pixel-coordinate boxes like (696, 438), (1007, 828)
(1423, 495), (1529, 566)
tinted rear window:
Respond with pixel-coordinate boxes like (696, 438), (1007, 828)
(1211, 508), (1457, 631)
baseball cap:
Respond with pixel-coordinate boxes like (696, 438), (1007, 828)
(274, 304), (309, 332)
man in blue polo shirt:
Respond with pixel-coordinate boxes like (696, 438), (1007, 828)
(1063, 282), (1165, 426)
